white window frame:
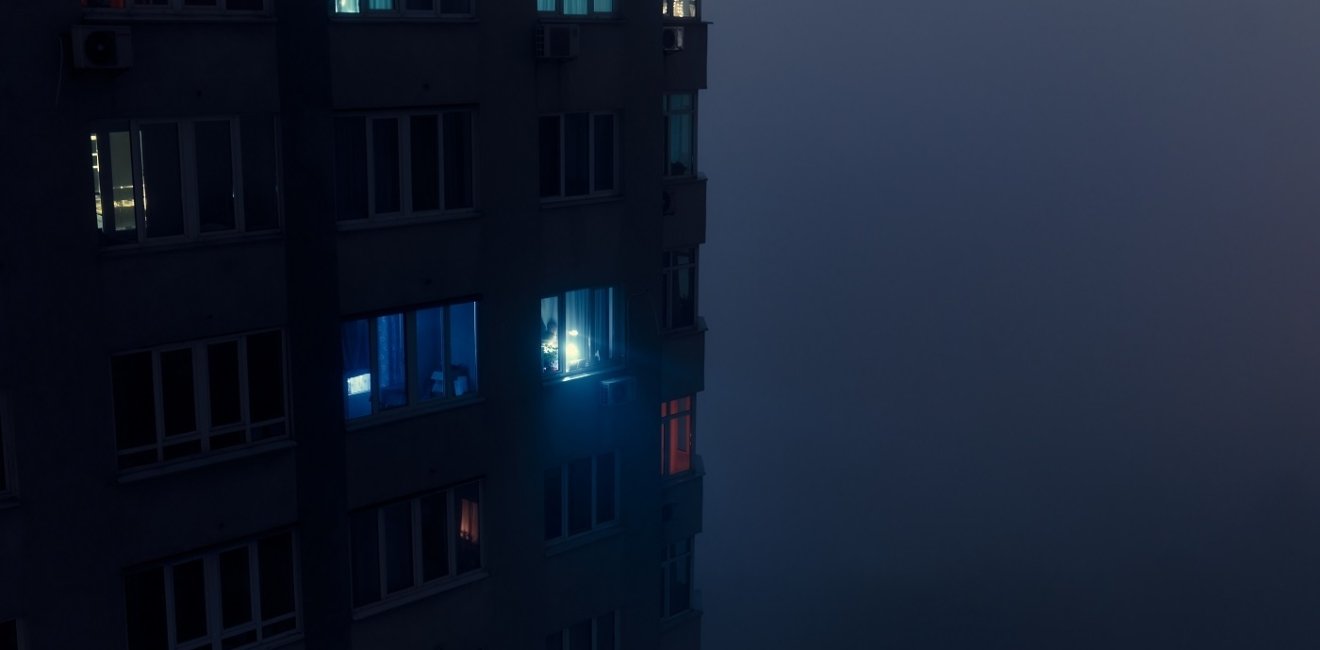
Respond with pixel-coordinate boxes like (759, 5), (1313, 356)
(111, 330), (289, 470)
(82, 0), (271, 14)
(330, 0), (475, 17)
(660, 248), (697, 331)
(129, 531), (302, 650)
(336, 109), (477, 222)
(661, 538), (694, 619)
(546, 612), (617, 650)
(351, 481), (484, 609)
(539, 112), (619, 201)
(91, 117), (248, 245)
(546, 452), (618, 543)
(660, 395), (695, 477)
(540, 287), (624, 381)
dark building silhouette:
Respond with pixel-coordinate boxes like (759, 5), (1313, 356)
(0, 1), (707, 648)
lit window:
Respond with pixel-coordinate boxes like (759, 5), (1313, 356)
(661, 538), (694, 619)
(661, 0), (696, 18)
(82, 0), (268, 12)
(545, 452), (616, 542)
(541, 288), (623, 379)
(539, 112), (617, 199)
(89, 116), (280, 245)
(333, 0), (472, 15)
(538, 0), (611, 16)
(342, 301), (479, 420)
(111, 331), (288, 470)
(124, 531), (299, 650)
(333, 110), (475, 221)
(350, 481), (482, 609)
(663, 93), (696, 177)
(661, 249), (697, 330)
(661, 396), (694, 476)
(545, 612), (616, 650)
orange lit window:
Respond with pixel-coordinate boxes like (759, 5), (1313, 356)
(660, 396), (694, 476)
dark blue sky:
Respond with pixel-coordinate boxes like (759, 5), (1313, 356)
(697, 1), (1320, 647)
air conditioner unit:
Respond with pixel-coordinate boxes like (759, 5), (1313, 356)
(662, 26), (685, 52)
(599, 376), (636, 406)
(536, 24), (580, 59)
(72, 25), (133, 70)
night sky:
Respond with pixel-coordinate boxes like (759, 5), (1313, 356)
(697, 1), (1320, 647)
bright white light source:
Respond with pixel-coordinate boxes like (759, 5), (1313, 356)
(346, 373), (372, 395)
(568, 329), (580, 336)
(566, 342), (581, 364)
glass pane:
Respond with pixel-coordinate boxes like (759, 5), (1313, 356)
(593, 0), (612, 11)
(139, 123), (184, 238)
(350, 510), (381, 607)
(564, 0), (586, 14)
(172, 559), (208, 642)
(410, 115), (440, 212)
(124, 568), (168, 650)
(544, 467), (562, 540)
(247, 331), (285, 422)
(669, 554), (691, 614)
(538, 116), (561, 197)
(208, 341), (242, 428)
(541, 296), (560, 376)
(107, 130), (137, 237)
(563, 113), (589, 196)
(415, 307), (446, 401)
(593, 114), (615, 191)
(90, 133), (105, 231)
(160, 349), (196, 437)
(376, 314), (407, 409)
(591, 288), (615, 366)
(667, 112), (693, 176)
(672, 265), (695, 327)
(196, 120), (236, 232)
(342, 319), (373, 419)
(537, 0), (555, 11)
(570, 619), (592, 650)
(455, 482), (481, 573)
(219, 547), (253, 629)
(448, 301), (478, 396)
(366, 0), (394, 9)
(334, 116), (368, 220)
(112, 352), (156, 451)
(334, 0), (360, 12)
(439, 0), (470, 12)
(382, 502), (414, 594)
(420, 492), (449, 581)
(240, 115), (280, 231)
(568, 457), (592, 535)
(372, 118), (401, 213)
(564, 289), (590, 373)
(405, 0), (432, 8)
(596, 452), (615, 523)
(443, 111), (474, 209)
(596, 612), (616, 650)
(258, 532), (296, 619)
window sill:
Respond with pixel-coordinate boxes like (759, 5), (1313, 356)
(662, 459), (705, 488)
(337, 209), (480, 233)
(117, 439), (296, 485)
(541, 365), (627, 387)
(539, 194), (624, 211)
(99, 230), (283, 258)
(345, 395), (483, 433)
(545, 523), (622, 557)
(351, 570), (488, 621)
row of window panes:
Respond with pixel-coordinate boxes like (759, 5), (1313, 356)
(333, 112), (474, 222)
(333, 0), (472, 15)
(661, 0), (697, 18)
(661, 248), (696, 331)
(661, 396), (694, 476)
(661, 538), (694, 619)
(545, 612), (616, 650)
(545, 452), (616, 541)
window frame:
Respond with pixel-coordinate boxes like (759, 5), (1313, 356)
(660, 248), (697, 331)
(663, 93), (697, 178)
(333, 109), (478, 223)
(545, 612), (617, 650)
(341, 299), (481, 423)
(660, 395), (695, 477)
(82, 0), (272, 15)
(349, 480), (484, 611)
(661, 538), (694, 620)
(329, 0), (475, 17)
(539, 112), (620, 201)
(123, 530), (302, 650)
(660, 0), (698, 19)
(545, 452), (618, 543)
(110, 329), (290, 471)
(537, 0), (614, 18)
(540, 287), (625, 381)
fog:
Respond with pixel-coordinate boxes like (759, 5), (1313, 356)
(697, 1), (1320, 647)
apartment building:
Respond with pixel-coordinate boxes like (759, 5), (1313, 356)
(0, 0), (708, 647)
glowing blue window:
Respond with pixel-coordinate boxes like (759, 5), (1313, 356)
(538, 0), (610, 14)
(541, 288), (622, 379)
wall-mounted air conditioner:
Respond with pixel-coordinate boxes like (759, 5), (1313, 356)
(72, 25), (133, 70)
(662, 26), (685, 52)
(536, 24), (580, 59)
(600, 376), (636, 406)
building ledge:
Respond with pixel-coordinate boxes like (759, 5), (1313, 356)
(345, 395), (483, 433)
(99, 230), (283, 259)
(544, 523), (622, 557)
(117, 439), (296, 485)
(351, 570), (488, 621)
(539, 193), (624, 212)
(662, 172), (707, 188)
(542, 364), (628, 388)
(336, 209), (480, 233)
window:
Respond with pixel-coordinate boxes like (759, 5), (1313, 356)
(0, 619), (18, 650)
(123, 531), (299, 650)
(82, 0), (269, 12)
(90, 117), (280, 244)
(545, 612), (616, 650)
(663, 93), (695, 177)
(661, 538), (693, 619)
(539, 113), (617, 199)
(351, 481), (482, 608)
(661, 0), (696, 18)
(111, 331), (287, 470)
(544, 452), (616, 542)
(0, 395), (12, 496)
(660, 396), (694, 476)
(541, 288), (622, 379)
(341, 301), (479, 420)
(660, 249), (696, 331)
(333, 110), (475, 221)
(537, 0), (612, 16)
(332, 0), (472, 15)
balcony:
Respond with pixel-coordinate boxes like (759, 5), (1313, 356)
(663, 20), (708, 90)
(663, 455), (704, 543)
(661, 317), (706, 399)
(662, 174), (707, 249)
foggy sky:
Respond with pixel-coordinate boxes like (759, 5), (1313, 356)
(697, 1), (1320, 647)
